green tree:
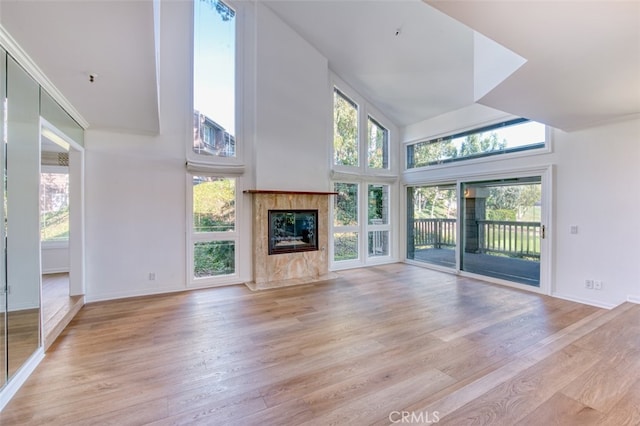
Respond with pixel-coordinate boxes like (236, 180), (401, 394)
(192, 177), (235, 276)
(201, 0), (235, 21)
(486, 184), (541, 221)
(411, 139), (457, 167)
(368, 118), (388, 169)
(193, 179), (235, 232)
(460, 133), (506, 157)
(412, 186), (457, 219)
(334, 91), (358, 166)
(334, 183), (358, 226)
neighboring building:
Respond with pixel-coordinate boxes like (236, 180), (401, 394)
(193, 110), (235, 157)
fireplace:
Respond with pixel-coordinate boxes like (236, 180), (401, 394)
(268, 210), (318, 255)
(244, 189), (338, 290)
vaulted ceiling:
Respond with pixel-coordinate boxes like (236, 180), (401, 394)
(0, 0), (159, 134)
(0, 0), (638, 134)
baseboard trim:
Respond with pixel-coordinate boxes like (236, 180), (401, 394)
(245, 273), (339, 291)
(0, 348), (45, 411)
(42, 268), (70, 275)
(627, 295), (640, 304)
(552, 292), (617, 310)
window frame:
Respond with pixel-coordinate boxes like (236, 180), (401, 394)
(366, 183), (391, 258)
(186, 173), (242, 287)
(331, 181), (361, 265)
(331, 76), (395, 177)
(188, 0), (245, 169)
(330, 76), (397, 270)
(332, 88), (360, 168)
(330, 179), (395, 270)
(367, 115), (389, 171)
(405, 118), (551, 171)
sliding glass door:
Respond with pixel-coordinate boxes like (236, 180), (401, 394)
(461, 177), (542, 286)
(407, 184), (457, 269)
(407, 172), (547, 289)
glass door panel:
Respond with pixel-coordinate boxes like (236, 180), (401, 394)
(407, 184), (457, 268)
(461, 177), (541, 286)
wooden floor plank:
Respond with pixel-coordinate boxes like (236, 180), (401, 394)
(1, 264), (638, 425)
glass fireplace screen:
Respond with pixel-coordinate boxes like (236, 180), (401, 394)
(268, 210), (318, 255)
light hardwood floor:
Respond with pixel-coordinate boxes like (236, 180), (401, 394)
(42, 273), (84, 351)
(1, 263), (639, 425)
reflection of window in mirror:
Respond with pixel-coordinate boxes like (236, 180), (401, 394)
(40, 165), (69, 244)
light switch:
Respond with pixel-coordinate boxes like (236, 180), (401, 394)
(570, 225), (578, 234)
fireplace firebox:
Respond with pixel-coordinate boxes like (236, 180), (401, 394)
(268, 210), (318, 255)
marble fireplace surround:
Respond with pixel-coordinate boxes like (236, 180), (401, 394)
(244, 190), (338, 290)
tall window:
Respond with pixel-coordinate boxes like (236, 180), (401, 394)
(368, 117), (389, 170)
(190, 176), (237, 281)
(333, 89), (358, 167)
(367, 184), (389, 256)
(40, 171), (69, 242)
(333, 182), (359, 262)
(331, 83), (394, 267)
(193, 0), (236, 158)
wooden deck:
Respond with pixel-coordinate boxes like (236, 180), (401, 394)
(413, 248), (540, 286)
(1, 263), (638, 425)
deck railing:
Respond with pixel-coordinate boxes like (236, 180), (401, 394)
(412, 218), (456, 248)
(413, 218), (541, 258)
(477, 220), (540, 259)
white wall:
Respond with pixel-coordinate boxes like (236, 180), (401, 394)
(83, 1), (341, 301)
(41, 246), (69, 274)
(402, 105), (640, 308)
(553, 118), (640, 307)
(254, 3), (330, 192)
(84, 0), (190, 301)
(77, 0), (640, 308)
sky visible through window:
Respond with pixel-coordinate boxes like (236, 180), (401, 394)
(448, 120), (545, 153)
(194, 0), (235, 136)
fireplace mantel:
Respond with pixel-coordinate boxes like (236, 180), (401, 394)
(244, 190), (337, 195)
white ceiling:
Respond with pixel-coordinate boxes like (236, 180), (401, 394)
(0, 0), (638, 134)
(427, 0), (640, 131)
(264, 0), (478, 127)
(265, 0), (640, 131)
(0, 0), (159, 134)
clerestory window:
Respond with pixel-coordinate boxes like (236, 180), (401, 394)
(406, 118), (546, 169)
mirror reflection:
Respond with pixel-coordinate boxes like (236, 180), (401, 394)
(6, 56), (41, 379)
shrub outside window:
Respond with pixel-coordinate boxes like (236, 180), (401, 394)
(191, 176), (236, 279)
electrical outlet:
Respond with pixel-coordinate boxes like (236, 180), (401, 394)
(585, 279), (593, 289)
(148, 272), (156, 281)
(594, 280), (602, 290)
